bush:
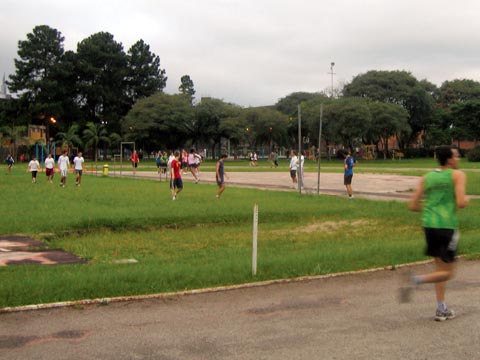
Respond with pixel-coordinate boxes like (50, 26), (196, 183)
(466, 146), (480, 162)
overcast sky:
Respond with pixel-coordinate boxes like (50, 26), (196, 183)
(1, 0), (480, 107)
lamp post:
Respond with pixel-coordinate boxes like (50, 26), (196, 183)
(329, 62), (335, 98)
(47, 116), (56, 154)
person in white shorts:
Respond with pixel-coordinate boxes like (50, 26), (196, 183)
(57, 150), (70, 187)
(73, 152), (85, 186)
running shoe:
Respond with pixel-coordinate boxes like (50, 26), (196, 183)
(435, 308), (455, 321)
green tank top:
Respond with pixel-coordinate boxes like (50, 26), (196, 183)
(422, 169), (457, 229)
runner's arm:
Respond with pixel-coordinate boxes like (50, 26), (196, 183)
(453, 170), (469, 208)
(408, 177), (425, 212)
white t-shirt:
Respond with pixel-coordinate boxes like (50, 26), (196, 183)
(44, 157), (55, 169)
(28, 160), (40, 171)
(73, 156), (84, 170)
(289, 156), (298, 171)
(58, 155), (70, 170)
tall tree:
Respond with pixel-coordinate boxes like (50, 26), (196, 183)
(126, 39), (167, 104)
(76, 32), (128, 132)
(8, 25), (67, 124)
(178, 75), (195, 103)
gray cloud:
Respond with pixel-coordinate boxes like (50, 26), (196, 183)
(1, 0), (480, 106)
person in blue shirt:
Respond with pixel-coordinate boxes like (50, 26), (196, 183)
(344, 150), (357, 199)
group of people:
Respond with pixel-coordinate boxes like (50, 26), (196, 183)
(154, 149), (204, 182)
(22, 150), (85, 186)
(169, 150), (228, 201)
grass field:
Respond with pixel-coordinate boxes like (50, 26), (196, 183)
(1, 161), (479, 308)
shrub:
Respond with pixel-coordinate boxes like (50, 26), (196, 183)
(466, 146), (480, 162)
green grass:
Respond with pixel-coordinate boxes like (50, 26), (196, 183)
(1, 164), (479, 308)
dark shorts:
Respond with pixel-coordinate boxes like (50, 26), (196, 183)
(46, 168), (54, 176)
(216, 175), (225, 186)
(75, 170), (83, 176)
(31, 171), (38, 178)
(344, 174), (353, 185)
(424, 228), (458, 263)
(290, 169), (296, 178)
(132, 162), (138, 168)
(171, 178), (183, 189)
(189, 163), (198, 169)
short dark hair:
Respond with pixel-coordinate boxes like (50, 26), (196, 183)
(220, 154), (227, 159)
(436, 145), (454, 166)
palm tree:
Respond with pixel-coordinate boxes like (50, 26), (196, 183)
(83, 122), (110, 162)
(0, 125), (28, 160)
(56, 124), (83, 153)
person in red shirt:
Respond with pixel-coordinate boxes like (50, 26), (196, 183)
(130, 150), (139, 175)
(170, 150), (183, 200)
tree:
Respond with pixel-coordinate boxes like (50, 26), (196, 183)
(367, 101), (410, 159)
(234, 107), (289, 151)
(323, 98), (372, 152)
(275, 92), (318, 115)
(8, 25), (68, 124)
(437, 79), (480, 108)
(450, 100), (480, 142)
(126, 39), (167, 104)
(0, 125), (29, 159)
(343, 70), (435, 149)
(83, 122), (109, 162)
(179, 75), (195, 103)
(194, 98), (240, 157)
(76, 32), (128, 133)
(122, 92), (195, 150)
(56, 123), (83, 152)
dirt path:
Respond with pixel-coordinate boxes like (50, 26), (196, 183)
(114, 170), (421, 201)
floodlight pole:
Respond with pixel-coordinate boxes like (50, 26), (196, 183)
(297, 104), (302, 193)
(317, 104), (323, 195)
(329, 62), (335, 98)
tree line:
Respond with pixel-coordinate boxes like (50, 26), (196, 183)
(1, 25), (480, 160)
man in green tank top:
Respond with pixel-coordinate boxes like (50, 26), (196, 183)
(402, 146), (469, 321)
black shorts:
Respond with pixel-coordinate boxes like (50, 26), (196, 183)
(170, 178), (183, 190)
(424, 228), (459, 263)
(290, 169), (296, 178)
(344, 174), (353, 185)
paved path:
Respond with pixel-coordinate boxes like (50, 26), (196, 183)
(2, 259), (480, 359)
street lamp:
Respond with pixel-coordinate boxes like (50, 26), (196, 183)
(46, 116), (57, 154)
(329, 62), (336, 98)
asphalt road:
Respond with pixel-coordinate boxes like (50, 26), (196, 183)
(1, 260), (480, 359)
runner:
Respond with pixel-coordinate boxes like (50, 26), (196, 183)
(170, 150), (183, 200)
(216, 154), (229, 199)
(402, 145), (469, 321)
